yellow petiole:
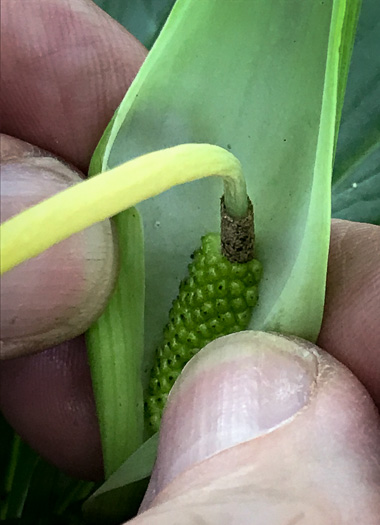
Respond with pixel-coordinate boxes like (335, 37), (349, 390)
(0, 144), (247, 275)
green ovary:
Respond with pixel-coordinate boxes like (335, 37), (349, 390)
(145, 233), (262, 432)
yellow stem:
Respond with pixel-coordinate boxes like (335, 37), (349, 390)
(1, 144), (246, 274)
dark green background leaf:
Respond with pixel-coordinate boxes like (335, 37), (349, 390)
(0, 413), (14, 503)
(94, 0), (176, 49)
(332, 0), (380, 224)
(0, 414), (94, 524)
(0, 432), (39, 520)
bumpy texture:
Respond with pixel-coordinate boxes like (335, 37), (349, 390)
(146, 233), (262, 432)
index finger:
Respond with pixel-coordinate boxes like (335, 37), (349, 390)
(318, 219), (380, 408)
(0, 0), (147, 172)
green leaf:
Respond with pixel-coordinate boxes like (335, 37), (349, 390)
(0, 413), (15, 501)
(93, 0), (176, 49)
(21, 461), (61, 520)
(0, 434), (39, 520)
(94, 0), (357, 365)
(93, 0), (380, 226)
(53, 478), (95, 517)
(85, 0), (360, 516)
(22, 458), (94, 523)
(0, 414), (95, 523)
(82, 433), (158, 524)
(332, 0), (380, 224)
(86, 209), (145, 478)
(332, 134), (380, 224)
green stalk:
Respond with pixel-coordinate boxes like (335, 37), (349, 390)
(86, 209), (145, 478)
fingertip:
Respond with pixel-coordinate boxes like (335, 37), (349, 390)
(139, 331), (380, 521)
(142, 332), (320, 509)
(318, 219), (380, 407)
(0, 336), (104, 480)
(1, 0), (147, 170)
(1, 135), (118, 359)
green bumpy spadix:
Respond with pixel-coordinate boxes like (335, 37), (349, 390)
(146, 233), (262, 431)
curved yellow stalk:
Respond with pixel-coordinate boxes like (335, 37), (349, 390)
(0, 144), (246, 275)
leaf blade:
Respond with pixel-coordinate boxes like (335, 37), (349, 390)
(86, 209), (145, 478)
(332, 0), (380, 224)
(93, 0), (176, 49)
(1, 434), (39, 520)
(85, 0), (364, 516)
(98, 0), (351, 361)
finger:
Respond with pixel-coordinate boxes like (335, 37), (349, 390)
(0, 0), (146, 172)
(317, 219), (380, 408)
(0, 336), (103, 480)
(1, 134), (118, 359)
(132, 332), (380, 524)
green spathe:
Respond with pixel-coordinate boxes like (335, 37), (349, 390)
(90, 1), (361, 368)
(86, 0), (361, 515)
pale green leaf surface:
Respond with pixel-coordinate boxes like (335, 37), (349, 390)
(95, 0), (380, 226)
(83, 433), (158, 524)
(94, 0), (352, 373)
(86, 209), (145, 478)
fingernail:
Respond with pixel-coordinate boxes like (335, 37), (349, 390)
(142, 331), (318, 508)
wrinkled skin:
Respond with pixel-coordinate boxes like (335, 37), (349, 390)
(133, 332), (380, 524)
(1, 0), (147, 477)
(0, 0), (379, 523)
(1, 138), (118, 359)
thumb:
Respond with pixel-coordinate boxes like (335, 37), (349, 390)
(133, 331), (380, 524)
(1, 134), (118, 359)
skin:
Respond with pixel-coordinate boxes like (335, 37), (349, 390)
(0, 0), (379, 522)
(1, 137), (119, 359)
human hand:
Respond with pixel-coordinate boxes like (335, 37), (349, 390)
(0, 0), (146, 478)
(1, 1), (379, 522)
(1, 0), (147, 360)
